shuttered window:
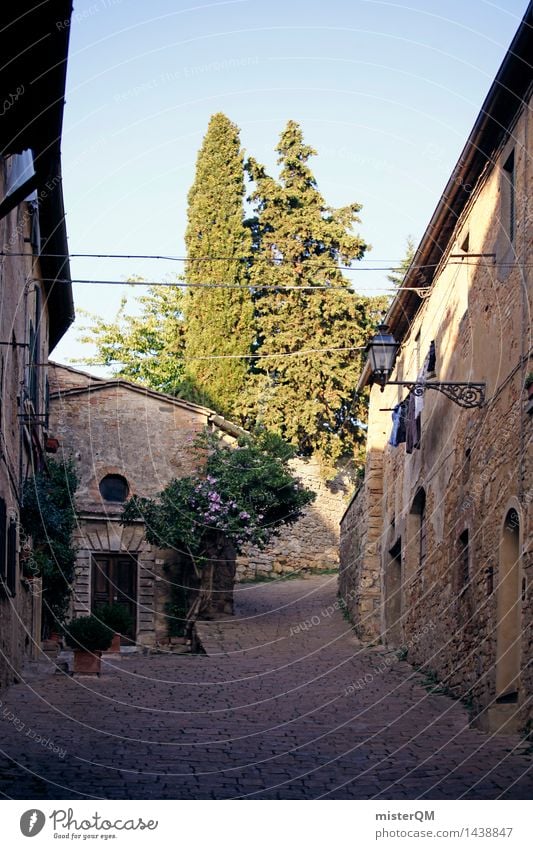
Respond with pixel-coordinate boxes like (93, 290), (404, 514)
(503, 150), (515, 243)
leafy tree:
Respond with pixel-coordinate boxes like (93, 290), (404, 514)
(387, 236), (415, 288)
(183, 113), (254, 418)
(122, 428), (315, 622)
(21, 459), (79, 636)
(78, 280), (190, 398)
(240, 120), (374, 477)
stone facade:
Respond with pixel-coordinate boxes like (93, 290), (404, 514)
(237, 457), (348, 580)
(48, 364), (239, 647)
(0, 0), (74, 690)
(339, 17), (532, 734)
(48, 365), (342, 647)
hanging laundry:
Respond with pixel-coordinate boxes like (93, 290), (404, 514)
(415, 354), (429, 418)
(389, 405), (401, 447)
(389, 400), (408, 447)
(406, 392), (421, 453)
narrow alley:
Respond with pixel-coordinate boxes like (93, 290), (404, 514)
(0, 576), (530, 800)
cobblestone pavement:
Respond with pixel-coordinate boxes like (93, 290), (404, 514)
(0, 576), (531, 799)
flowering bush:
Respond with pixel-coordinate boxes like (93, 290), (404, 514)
(122, 429), (315, 560)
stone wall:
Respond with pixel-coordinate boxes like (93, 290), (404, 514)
(0, 160), (51, 689)
(236, 457), (349, 580)
(339, 89), (533, 733)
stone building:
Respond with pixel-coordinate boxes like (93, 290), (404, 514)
(0, 2), (74, 689)
(48, 363), (242, 647)
(49, 363), (349, 647)
(339, 6), (532, 734)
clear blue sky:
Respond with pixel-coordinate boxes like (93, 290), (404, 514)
(53, 0), (530, 368)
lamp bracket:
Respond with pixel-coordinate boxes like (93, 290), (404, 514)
(387, 381), (486, 409)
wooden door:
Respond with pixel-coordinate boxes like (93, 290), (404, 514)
(91, 553), (137, 643)
(496, 512), (521, 702)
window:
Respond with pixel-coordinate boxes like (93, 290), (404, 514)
(414, 330), (421, 374)
(459, 231), (470, 254)
(6, 518), (17, 595)
(502, 150), (515, 243)
(99, 474), (129, 503)
(411, 488), (427, 571)
(458, 529), (470, 592)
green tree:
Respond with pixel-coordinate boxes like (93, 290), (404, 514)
(387, 236), (415, 288)
(21, 459), (79, 636)
(183, 113), (254, 418)
(123, 428), (314, 624)
(78, 280), (194, 399)
(241, 120), (373, 477)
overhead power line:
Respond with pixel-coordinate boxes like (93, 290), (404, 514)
(0, 249), (498, 271)
(70, 344), (368, 367)
(2, 249), (423, 267)
(39, 277), (412, 292)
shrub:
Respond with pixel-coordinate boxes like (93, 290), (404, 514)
(64, 616), (113, 652)
(21, 458), (79, 635)
(95, 603), (133, 633)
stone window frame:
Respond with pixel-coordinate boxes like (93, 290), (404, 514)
(87, 465), (137, 509)
(99, 473), (130, 504)
(406, 486), (427, 579)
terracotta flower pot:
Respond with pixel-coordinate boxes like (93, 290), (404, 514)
(73, 649), (102, 675)
(104, 633), (121, 653)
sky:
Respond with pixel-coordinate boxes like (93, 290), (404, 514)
(52, 0), (530, 369)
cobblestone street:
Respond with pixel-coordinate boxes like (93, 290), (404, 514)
(0, 576), (531, 800)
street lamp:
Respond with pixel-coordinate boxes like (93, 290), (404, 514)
(366, 323), (400, 387)
(366, 325), (486, 409)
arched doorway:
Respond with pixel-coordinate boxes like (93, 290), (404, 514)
(495, 508), (521, 703)
(384, 539), (402, 647)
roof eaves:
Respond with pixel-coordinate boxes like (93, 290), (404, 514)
(358, 2), (533, 390)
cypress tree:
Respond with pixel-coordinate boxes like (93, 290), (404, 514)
(387, 236), (415, 288)
(241, 120), (374, 477)
(183, 113), (253, 418)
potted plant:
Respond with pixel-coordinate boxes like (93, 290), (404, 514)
(64, 615), (113, 675)
(95, 604), (133, 653)
(526, 372), (533, 400)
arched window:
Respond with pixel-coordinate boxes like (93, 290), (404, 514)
(99, 474), (129, 503)
(411, 488), (427, 571)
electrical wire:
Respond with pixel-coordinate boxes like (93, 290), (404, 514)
(1, 249), (427, 267)
(68, 344), (367, 367)
(35, 274), (495, 295)
(0, 250), (499, 270)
